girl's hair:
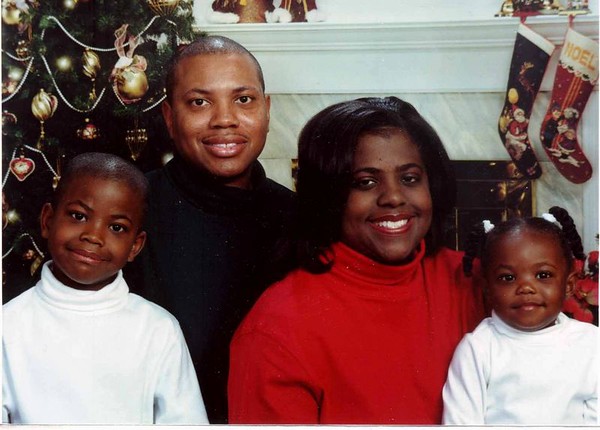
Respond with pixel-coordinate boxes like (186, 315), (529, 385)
(462, 206), (585, 276)
(296, 96), (456, 273)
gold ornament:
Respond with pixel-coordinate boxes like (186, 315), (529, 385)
(23, 249), (44, 276)
(125, 119), (148, 160)
(116, 66), (149, 101)
(507, 88), (519, 105)
(146, 0), (180, 16)
(53, 152), (64, 191)
(82, 49), (101, 100)
(31, 89), (58, 149)
(32, 89), (58, 122)
(2, 2), (21, 25)
(16, 40), (30, 59)
(82, 49), (101, 79)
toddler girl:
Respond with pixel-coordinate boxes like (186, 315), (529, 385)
(442, 206), (598, 425)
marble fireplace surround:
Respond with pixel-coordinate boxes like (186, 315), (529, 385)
(202, 16), (599, 252)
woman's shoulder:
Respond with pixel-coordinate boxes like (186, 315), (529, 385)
(237, 269), (333, 334)
(423, 246), (472, 278)
(254, 269), (327, 309)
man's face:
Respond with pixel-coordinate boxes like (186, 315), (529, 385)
(162, 53), (271, 189)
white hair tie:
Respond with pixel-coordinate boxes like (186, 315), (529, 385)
(541, 213), (558, 225)
(483, 220), (495, 233)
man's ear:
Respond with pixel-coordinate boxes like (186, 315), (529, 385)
(161, 100), (174, 139)
(40, 203), (55, 239)
(127, 231), (147, 262)
(265, 94), (271, 123)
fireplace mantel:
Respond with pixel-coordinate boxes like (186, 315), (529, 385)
(199, 16), (598, 94)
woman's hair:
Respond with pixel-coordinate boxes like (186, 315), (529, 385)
(462, 206), (585, 276)
(296, 96), (456, 273)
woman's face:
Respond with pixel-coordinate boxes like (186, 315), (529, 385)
(341, 128), (432, 264)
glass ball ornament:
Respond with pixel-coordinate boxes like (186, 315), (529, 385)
(146, 0), (180, 16)
(82, 49), (101, 79)
(77, 118), (100, 140)
(7, 66), (23, 82)
(63, 0), (79, 10)
(116, 67), (149, 101)
(5, 209), (20, 224)
(56, 56), (73, 72)
(2, 3), (21, 25)
(31, 89), (58, 122)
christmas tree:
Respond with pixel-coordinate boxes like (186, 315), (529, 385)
(2, 0), (197, 302)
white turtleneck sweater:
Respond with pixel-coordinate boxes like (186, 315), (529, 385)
(2, 261), (208, 425)
(442, 311), (598, 425)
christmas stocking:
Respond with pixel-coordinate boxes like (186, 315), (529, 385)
(539, 25), (598, 184)
(498, 23), (555, 179)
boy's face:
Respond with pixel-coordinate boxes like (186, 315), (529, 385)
(41, 175), (146, 291)
(485, 229), (576, 332)
(162, 52), (270, 189)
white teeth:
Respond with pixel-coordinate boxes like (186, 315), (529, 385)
(376, 219), (408, 229)
(214, 143), (237, 148)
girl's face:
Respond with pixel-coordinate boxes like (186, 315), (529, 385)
(485, 229), (577, 332)
(340, 128), (432, 265)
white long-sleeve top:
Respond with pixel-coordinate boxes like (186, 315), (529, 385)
(2, 261), (208, 425)
(442, 311), (598, 425)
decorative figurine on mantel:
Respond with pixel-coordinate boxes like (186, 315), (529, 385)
(208, 0), (324, 23)
(495, 0), (590, 17)
(209, 0), (274, 23)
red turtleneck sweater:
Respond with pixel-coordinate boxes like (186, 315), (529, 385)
(228, 242), (485, 424)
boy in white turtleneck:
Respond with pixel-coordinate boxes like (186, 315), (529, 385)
(2, 152), (208, 425)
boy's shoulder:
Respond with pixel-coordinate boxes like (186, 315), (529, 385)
(3, 286), (37, 315)
(125, 292), (182, 329)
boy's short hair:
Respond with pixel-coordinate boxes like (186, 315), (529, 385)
(53, 152), (149, 223)
(165, 35), (266, 102)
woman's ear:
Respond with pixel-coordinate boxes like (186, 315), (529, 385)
(40, 203), (55, 239)
(127, 231), (147, 262)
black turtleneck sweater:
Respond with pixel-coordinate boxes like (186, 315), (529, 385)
(124, 157), (296, 423)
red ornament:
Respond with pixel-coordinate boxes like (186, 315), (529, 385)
(77, 118), (100, 140)
(9, 155), (35, 181)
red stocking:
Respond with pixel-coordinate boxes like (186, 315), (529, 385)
(498, 23), (555, 179)
(539, 22), (598, 184)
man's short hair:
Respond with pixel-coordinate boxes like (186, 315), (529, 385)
(165, 35), (265, 102)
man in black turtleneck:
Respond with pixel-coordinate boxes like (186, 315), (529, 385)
(124, 36), (296, 424)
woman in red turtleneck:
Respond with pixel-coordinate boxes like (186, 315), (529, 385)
(228, 97), (485, 424)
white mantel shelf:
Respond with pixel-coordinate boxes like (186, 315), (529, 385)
(196, 16), (599, 94)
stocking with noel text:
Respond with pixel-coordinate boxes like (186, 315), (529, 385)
(498, 23), (555, 179)
(539, 23), (597, 184)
